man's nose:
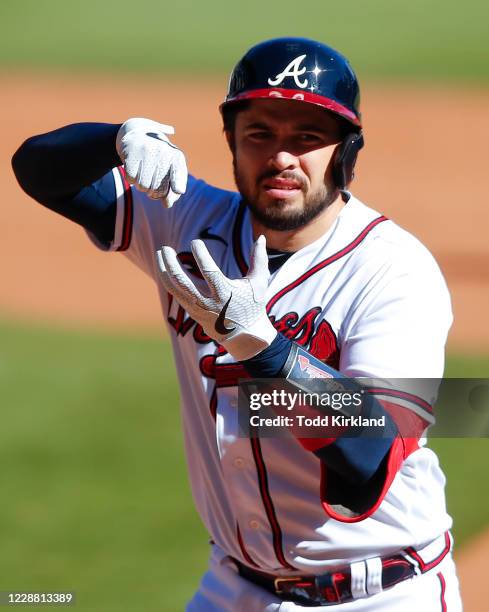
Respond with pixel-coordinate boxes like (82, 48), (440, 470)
(269, 149), (300, 171)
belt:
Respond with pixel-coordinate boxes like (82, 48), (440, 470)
(234, 532), (451, 607)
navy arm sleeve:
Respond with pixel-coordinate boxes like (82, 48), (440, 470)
(11, 123), (122, 246)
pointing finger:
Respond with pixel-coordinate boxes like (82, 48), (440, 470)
(158, 124), (175, 136)
(170, 149), (188, 195)
(191, 240), (220, 272)
(247, 235), (269, 279)
(157, 246), (203, 304)
(191, 239), (229, 300)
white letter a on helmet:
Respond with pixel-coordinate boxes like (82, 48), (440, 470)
(267, 54), (308, 89)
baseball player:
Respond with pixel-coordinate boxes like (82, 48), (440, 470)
(12, 37), (462, 610)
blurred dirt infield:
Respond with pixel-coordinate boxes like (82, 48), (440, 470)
(3, 75), (489, 350)
(2, 74), (488, 608)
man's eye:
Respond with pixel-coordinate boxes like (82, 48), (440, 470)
(247, 131), (271, 141)
(299, 133), (322, 143)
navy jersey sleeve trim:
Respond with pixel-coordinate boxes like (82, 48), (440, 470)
(111, 166), (134, 252)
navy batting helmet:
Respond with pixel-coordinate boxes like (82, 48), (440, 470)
(221, 37), (362, 130)
(221, 37), (363, 189)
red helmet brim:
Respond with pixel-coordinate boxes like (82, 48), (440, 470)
(220, 87), (361, 128)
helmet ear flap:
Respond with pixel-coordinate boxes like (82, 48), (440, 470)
(332, 132), (364, 190)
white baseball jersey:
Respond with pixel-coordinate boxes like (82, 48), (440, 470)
(89, 168), (454, 576)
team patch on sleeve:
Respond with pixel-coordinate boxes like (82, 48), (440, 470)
(111, 166), (133, 252)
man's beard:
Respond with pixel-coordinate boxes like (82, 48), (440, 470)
(234, 163), (339, 231)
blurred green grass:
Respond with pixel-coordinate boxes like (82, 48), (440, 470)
(0, 0), (488, 82)
(0, 321), (207, 611)
(0, 319), (488, 610)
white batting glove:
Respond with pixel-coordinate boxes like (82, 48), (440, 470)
(156, 236), (277, 361)
(116, 117), (187, 208)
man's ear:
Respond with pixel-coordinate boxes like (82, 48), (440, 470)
(332, 132), (364, 189)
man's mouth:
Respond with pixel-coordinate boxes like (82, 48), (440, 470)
(262, 177), (303, 199)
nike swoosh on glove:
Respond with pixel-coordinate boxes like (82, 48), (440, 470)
(116, 117), (187, 208)
(156, 235), (277, 361)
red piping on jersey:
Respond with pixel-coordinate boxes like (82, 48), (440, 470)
(266, 215), (388, 311)
(437, 572), (447, 612)
(209, 386), (217, 421)
(379, 398), (429, 441)
(232, 205), (388, 310)
(236, 523), (260, 568)
(167, 293), (196, 337)
(250, 436), (296, 570)
(319, 431), (419, 522)
(406, 532), (451, 573)
(116, 166), (133, 252)
(367, 387), (433, 415)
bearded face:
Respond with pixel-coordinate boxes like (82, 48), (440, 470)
(230, 99), (343, 231)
